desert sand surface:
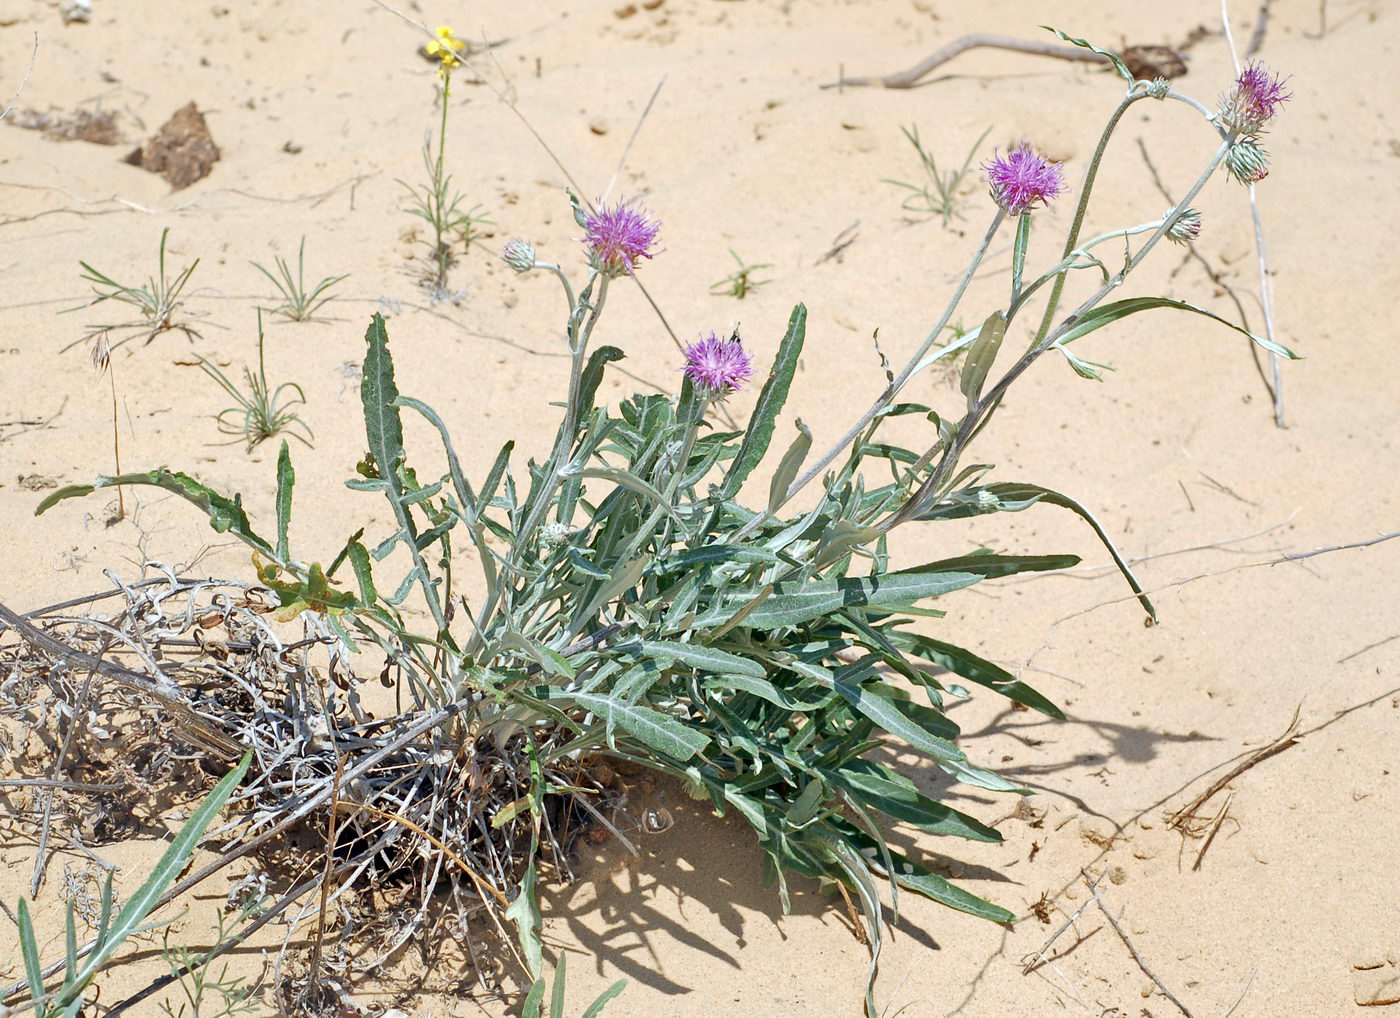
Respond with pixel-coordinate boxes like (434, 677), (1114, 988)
(2, 0), (1398, 1015)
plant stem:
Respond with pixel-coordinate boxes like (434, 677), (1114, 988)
(734, 209), (1006, 539)
(1031, 91), (1145, 348)
(888, 137), (1234, 530)
(433, 69), (453, 288)
(109, 367), (125, 520)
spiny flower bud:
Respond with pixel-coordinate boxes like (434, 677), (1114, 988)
(1146, 76), (1172, 100)
(1224, 137), (1270, 184)
(540, 521), (572, 551)
(1165, 207), (1202, 244)
(501, 239), (536, 273)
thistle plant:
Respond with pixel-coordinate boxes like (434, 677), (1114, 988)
(34, 29), (1296, 1017)
(67, 228), (201, 349)
(250, 237), (348, 322)
(400, 25), (490, 297)
(193, 311), (313, 452)
(709, 249), (772, 299)
(883, 124), (992, 226)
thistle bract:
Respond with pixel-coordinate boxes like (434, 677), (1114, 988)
(1225, 137), (1271, 184)
(501, 239), (536, 273)
(1166, 207), (1203, 244)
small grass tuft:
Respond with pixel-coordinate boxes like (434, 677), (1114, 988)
(250, 237), (349, 322)
(194, 311), (313, 453)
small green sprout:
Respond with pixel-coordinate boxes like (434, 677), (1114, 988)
(709, 249), (772, 300)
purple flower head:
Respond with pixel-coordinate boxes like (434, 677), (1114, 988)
(682, 330), (753, 395)
(1219, 60), (1291, 135)
(580, 198), (661, 277)
(983, 144), (1066, 216)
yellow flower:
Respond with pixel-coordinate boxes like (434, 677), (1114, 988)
(425, 25), (466, 68)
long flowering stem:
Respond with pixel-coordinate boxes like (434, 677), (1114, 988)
(734, 209), (1006, 539)
(1030, 90), (1145, 347)
(888, 136), (1234, 531)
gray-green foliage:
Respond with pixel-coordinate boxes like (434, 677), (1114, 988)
(12, 754), (250, 1018)
(34, 30), (1298, 1015)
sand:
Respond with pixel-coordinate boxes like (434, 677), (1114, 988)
(1, 0), (1398, 1014)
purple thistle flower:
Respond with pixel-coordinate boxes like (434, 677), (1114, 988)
(1219, 60), (1291, 135)
(580, 198), (661, 277)
(983, 144), (1066, 216)
(682, 331), (753, 395)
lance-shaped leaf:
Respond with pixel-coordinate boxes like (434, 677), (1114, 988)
(638, 640), (766, 678)
(705, 570), (983, 631)
(960, 309), (1007, 409)
(767, 418), (812, 514)
(275, 441), (294, 562)
(565, 691), (710, 760)
(721, 303), (807, 497)
(35, 470), (276, 560)
(823, 759), (1002, 841)
(832, 818), (1015, 922)
(1056, 296), (1300, 360)
(361, 313), (407, 497)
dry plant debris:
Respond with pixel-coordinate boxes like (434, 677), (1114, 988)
(125, 102), (220, 190)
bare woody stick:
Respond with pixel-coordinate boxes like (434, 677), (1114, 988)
(824, 34), (1110, 90)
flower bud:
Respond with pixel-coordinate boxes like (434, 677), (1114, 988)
(501, 239), (536, 273)
(1165, 207), (1202, 244)
(540, 521), (571, 551)
(1145, 76), (1171, 100)
(1224, 138), (1270, 184)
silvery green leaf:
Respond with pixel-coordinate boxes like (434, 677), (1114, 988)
(960, 309), (1007, 409)
(639, 640), (766, 678)
(275, 441), (294, 562)
(833, 819), (1015, 922)
(767, 418), (812, 514)
(566, 691), (710, 760)
(506, 861), (543, 979)
(707, 570), (982, 631)
(703, 674), (831, 711)
(938, 756), (1031, 794)
(824, 760), (1001, 841)
(833, 679), (965, 762)
(722, 303), (807, 497)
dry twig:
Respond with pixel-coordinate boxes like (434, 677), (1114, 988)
(1085, 873), (1198, 1018)
(823, 34), (1111, 90)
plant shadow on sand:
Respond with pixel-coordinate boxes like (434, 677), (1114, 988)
(540, 776), (948, 998)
